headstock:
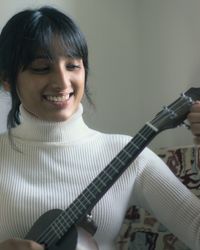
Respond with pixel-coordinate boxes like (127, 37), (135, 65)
(151, 87), (200, 132)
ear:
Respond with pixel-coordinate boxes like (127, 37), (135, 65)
(2, 81), (11, 92)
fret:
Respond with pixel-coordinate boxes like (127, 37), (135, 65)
(81, 191), (92, 203)
(130, 141), (139, 149)
(64, 207), (79, 222)
(85, 188), (96, 199)
(59, 213), (71, 228)
(51, 222), (64, 238)
(97, 176), (107, 187)
(137, 132), (147, 141)
(116, 156), (125, 166)
(59, 212), (73, 226)
(76, 199), (87, 210)
(53, 217), (66, 232)
(123, 148), (132, 158)
(109, 162), (119, 173)
(102, 169), (113, 180)
(90, 182), (101, 193)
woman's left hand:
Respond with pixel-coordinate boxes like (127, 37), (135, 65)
(187, 101), (200, 144)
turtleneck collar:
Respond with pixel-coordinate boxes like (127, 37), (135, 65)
(12, 104), (94, 143)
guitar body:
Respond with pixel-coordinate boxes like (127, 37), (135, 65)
(25, 209), (99, 250)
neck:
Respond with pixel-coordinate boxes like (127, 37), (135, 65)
(11, 104), (92, 143)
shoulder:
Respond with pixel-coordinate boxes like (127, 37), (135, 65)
(135, 147), (165, 168)
(137, 147), (160, 161)
(85, 130), (133, 159)
(134, 147), (172, 182)
(101, 132), (132, 144)
(94, 130), (132, 148)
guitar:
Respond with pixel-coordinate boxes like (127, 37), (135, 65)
(25, 87), (200, 250)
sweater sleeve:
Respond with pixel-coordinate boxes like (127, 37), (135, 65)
(132, 147), (200, 250)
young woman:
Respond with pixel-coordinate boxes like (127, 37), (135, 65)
(0, 6), (200, 250)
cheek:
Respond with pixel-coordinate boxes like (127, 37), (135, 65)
(80, 81), (85, 98)
(74, 75), (85, 94)
(17, 83), (40, 106)
(17, 83), (29, 101)
(78, 69), (85, 89)
(16, 76), (29, 101)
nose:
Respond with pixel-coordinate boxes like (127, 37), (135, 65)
(52, 65), (71, 90)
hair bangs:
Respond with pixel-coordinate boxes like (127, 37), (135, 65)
(20, 16), (87, 70)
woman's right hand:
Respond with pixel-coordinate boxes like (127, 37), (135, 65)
(0, 238), (44, 250)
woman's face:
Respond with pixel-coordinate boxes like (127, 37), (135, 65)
(16, 55), (85, 122)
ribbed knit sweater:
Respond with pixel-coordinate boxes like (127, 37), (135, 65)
(0, 104), (200, 250)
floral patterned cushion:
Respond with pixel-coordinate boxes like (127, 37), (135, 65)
(116, 146), (200, 250)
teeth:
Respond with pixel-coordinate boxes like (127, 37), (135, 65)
(46, 94), (70, 102)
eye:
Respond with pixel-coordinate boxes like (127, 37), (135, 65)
(30, 67), (49, 74)
(66, 63), (81, 71)
(28, 58), (50, 74)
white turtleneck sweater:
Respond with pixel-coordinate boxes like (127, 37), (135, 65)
(0, 105), (200, 250)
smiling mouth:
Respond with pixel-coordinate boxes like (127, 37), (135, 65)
(44, 93), (74, 102)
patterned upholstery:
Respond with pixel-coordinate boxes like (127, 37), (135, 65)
(116, 146), (200, 250)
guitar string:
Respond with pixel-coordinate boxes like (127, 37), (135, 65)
(34, 98), (190, 245)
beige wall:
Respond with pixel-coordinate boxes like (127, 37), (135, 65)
(0, 0), (75, 28)
(1, 0), (200, 149)
(137, 0), (200, 148)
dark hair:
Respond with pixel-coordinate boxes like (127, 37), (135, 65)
(0, 6), (91, 129)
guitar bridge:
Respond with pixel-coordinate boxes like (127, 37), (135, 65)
(77, 213), (97, 236)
